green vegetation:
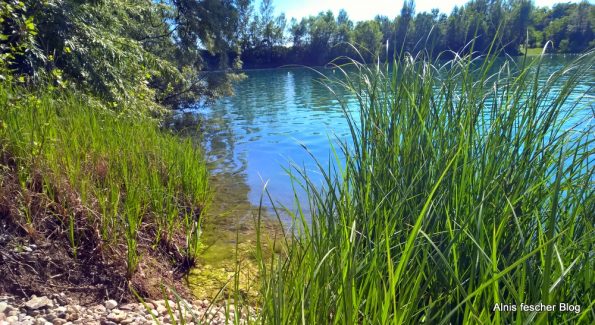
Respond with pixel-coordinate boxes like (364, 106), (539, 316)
(1, 0), (247, 111)
(0, 0), (250, 287)
(241, 0), (594, 67)
(522, 46), (545, 56)
(0, 82), (209, 277)
(1, 0), (594, 319)
(253, 49), (594, 323)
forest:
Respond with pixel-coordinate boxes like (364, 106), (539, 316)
(241, 0), (595, 67)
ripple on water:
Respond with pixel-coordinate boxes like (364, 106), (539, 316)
(195, 59), (594, 222)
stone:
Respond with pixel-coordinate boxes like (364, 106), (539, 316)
(106, 311), (126, 323)
(51, 319), (67, 325)
(52, 307), (65, 318)
(99, 319), (117, 325)
(156, 304), (167, 315)
(34, 317), (47, 325)
(64, 306), (78, 321)
(0, 303), (7, 314)
(25, 296), (54, 310)
(119, 317), (134, 325)
(50, 294), (66, 307)
(104, 300), (117, 311)
(118, 304), (136, 312)
(6, 315), (18, 323)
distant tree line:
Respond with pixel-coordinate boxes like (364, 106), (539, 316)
(1, 0), (593, 109)
(240, 0), (595, 68)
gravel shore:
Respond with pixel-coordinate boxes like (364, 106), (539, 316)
(0, 295), (253, 325)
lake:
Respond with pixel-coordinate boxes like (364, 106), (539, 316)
(195, 56), (593, 222)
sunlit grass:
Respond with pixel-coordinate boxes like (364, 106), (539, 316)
(0, 84), (210, 278)
(253, 48), (594, 324)
(522, 46), (546, 56)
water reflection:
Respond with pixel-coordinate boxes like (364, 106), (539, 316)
(194, 57), (593, 224)
(194, 68), (351, 222)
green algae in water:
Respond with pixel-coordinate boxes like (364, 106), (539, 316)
(187, 170), (282, 303)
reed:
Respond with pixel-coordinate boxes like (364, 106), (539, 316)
(254, 48), (594, 323)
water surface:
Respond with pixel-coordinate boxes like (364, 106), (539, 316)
(195, 56), (593, 222)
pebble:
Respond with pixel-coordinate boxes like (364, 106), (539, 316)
(104, 300), (118, 310)
(0, 295), (255, 324)
(25, 296), (54, 310)
(65, 306), (78, 321)
(118, 304), (135, 312)
(106, 311), (126, 323)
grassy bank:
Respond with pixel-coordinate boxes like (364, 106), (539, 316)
(0, 83), (210, 298)
(254, 50), (594, 324)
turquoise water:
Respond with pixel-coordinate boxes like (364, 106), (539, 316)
(196, 56), (593, 220)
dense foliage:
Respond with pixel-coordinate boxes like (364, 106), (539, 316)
(2, 0), (592, 103)
(0, 81), (210, 278)
(240, 0), (595, 67)
(254, 48), (594, 324)
(1, 0), (247, 111)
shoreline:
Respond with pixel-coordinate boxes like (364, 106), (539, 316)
(0, 294), (254, 324)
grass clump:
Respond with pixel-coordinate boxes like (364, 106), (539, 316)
(254, 48), (594, 324)
(0, 83), (210, 279)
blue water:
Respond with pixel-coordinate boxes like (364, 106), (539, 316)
(195, 56), (594, 220)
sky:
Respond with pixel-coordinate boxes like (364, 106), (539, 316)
(270, 0), (586, 22)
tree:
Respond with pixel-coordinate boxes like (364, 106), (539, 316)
(236, 0), (254, 51)
(411, 12), (437, 52)
(505, 0), (533, 54)
(374, 15), (395, 59)
(331, 9), (353, 59)
(308, 11), (337, 64)
(259, 0), (275, 46)
(395, 0), (415, 54)
(273, 13), (287, 46)
(352, 20), (383, 62)
(566, 1), (594, 52)
(445, 6), (466, 52)
(289, 17), (309, 47)
(1, 0), (249, 110)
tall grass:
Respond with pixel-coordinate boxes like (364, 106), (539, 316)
(0, 84), (210, 277)
(255, 49), (594, 323)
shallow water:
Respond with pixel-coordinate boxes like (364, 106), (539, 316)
(195, 56), (594, 223)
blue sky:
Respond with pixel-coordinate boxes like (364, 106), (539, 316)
(270, 0), (584, 22)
